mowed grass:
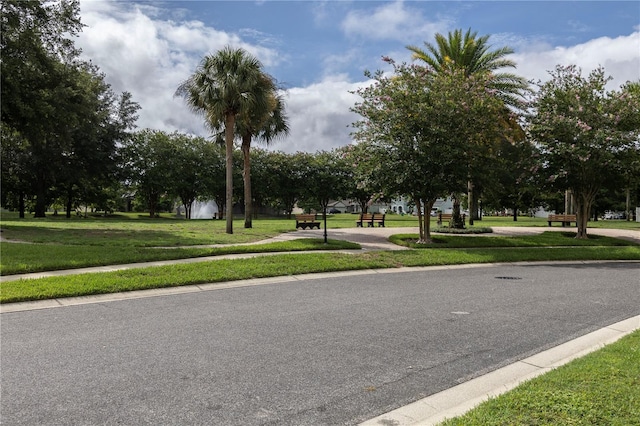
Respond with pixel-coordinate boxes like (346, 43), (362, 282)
(2, 244), (639, 303)
(439, 329), (640, 426)
(390, 231), (638, 248)
(0, 238), (361, 275)
(1, 212), (639, 303)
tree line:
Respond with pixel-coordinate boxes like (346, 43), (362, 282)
(351, 29), (640, 241)
(2, 1), (638, 242)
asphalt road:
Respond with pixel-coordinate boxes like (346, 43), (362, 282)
(2, 262), (639, 425)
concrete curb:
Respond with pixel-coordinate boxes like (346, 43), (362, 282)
(359, 315), (640, 426)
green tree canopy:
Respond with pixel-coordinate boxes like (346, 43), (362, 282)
(527, 65), (640, 238)
(407, 28), (529, 224)
(352, 58), (506, 242)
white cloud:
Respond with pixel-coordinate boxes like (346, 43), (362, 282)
(274, 78), (369, 153)
(512, 32), (640, 90)
(341, 0), (450, 42)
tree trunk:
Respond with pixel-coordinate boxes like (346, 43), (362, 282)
(513, 206), (518, 221)
(18, 191), (25, 218)
(415, 198), (424, 243)
(421, 198), (436, 244)
(148, 194), (157, 218)
(183, 202), (192, 220)
(34, 172), (47, 217)
(224, 113), (235, 234)
(66, 190), (73, 219)
(450, 193), (465, 229)
(626, 187), (631, 221)
(321, 204), (328, 244)
(242, 134), (253, 229)
(574, 190), (596, 239)
(468, 180), (474, 226)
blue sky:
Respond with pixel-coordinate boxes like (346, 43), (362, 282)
(77, 1), (640, 152)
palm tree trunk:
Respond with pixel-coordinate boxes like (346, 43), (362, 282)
(225, 113), (235, 234)
(242, 134), (253, 229)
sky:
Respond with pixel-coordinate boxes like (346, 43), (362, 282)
(76, 0), (640, 153)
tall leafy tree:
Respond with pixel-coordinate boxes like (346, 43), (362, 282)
(616, 81), (640, 221)
(352, 58), (505, 242)
(407, 28), (529, 224)
(299, 150), (351, 243)
(177, 46), (273, 234)
(0, 125), (32, 217)
(122, 130), (175, 218)
(528, 65), (640, 238)
(261, 151), (308, 218)
(2, 0), (82, 217)
(163, 133), (215, 219)
(337, 144), (381, 214)
(483, 134), (541, 221)
(1, 0), (138, 217)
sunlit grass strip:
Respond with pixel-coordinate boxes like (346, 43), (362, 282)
(439, 330), (640, 425)
(0, 239), (360, 275)
(390, 231), (638, 248)
(2, 246), (638, 303)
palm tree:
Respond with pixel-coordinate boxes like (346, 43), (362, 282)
(407, 28), (528, 108)
(407, 29), (529, 225)
(237, 83), (289, 228)
(176, 46), (272, 234)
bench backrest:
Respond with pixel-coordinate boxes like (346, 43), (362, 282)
(372, 213), (385, 220)
(360, 213), (373, 220)
(296, 214), (317, 222)
(549, 214), (576, 220)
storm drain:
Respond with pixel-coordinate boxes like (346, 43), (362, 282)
(495, 276), (523, 280)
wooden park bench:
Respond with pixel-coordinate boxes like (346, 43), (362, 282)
(356, 213), (386, 227)
(371, 213), (386, 227)
(547, 214), (577, 227)
(437, 212), (466, 227)
(356, 213), (373, 227)
(295, 214), (320, 230)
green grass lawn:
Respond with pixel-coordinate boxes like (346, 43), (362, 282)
(2, 242), (639, 303)
(439, 329), (640, 425)
(0, 238), (360, 275)
(390, 231), (637, 248)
